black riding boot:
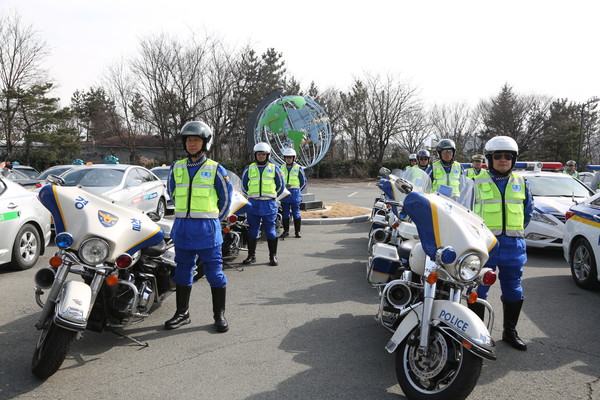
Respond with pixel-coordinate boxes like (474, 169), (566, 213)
(502, 298), (527, 351)
(267, 238), (278, 266)
(468, 301), (485, 321)
(211, 286), (229, 333)
(280, 219), (290, 238)
(243, 237), (257, 264)
(165, 285), (192, 330)
(294, 218), (302, 238)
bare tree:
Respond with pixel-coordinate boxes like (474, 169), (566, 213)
(362, 73), (420, 165)
(429, 102), (479, 161)
(130, 33), (215, 161)
(0, 12), (49, 155)
(395, 107), (430, 156)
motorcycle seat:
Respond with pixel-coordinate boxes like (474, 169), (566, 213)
(142, 240), (167, 257)
(397, 239), (418, 262)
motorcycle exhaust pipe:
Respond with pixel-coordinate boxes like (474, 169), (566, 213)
(384, 281), (412, 309)
(34, 267), (56, 289)
(371, 228), (390, 244)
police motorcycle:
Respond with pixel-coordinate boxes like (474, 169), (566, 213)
(373, 169), (500, 400)
(368, 168), (423, 255)
(220, 170), (250, 262)
(30, 178), (181, 379)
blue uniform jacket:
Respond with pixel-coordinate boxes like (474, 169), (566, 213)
(483, 171), (534, 267)
(280, 163), (307, 203)
(241, 162), (285, 216)
(167, 155), (233, 250)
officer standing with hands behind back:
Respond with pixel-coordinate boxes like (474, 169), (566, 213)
(165, 121), (233, 333)
(279, 148), (307, 239)
(241, 143), (285, 266)
(470, 136), (533, 351)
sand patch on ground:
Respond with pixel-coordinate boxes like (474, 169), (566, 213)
(299, 202), (369, 219)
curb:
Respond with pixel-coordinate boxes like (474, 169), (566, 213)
(302, 213), (370, 225)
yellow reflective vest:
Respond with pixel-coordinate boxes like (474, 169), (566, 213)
(247, 162), (277, 199)
(431, 161), (462, 195)
(282, 163), (301, 188)
(172, 159), (219, 218)
(473, 171), (526, 237)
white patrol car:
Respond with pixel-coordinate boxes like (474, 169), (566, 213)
(515, 162), (595, 249)
(563, 191), (600, 289)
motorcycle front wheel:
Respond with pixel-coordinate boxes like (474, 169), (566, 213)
(31, 321), (77, 379)
(395, 327), (482, 400)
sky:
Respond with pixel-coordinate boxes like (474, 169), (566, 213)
(3, 0), (600, 108)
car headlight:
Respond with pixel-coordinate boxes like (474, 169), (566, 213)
(456, 253), (481, 281)
(531, 210), (558, 225)
(79, 238), (110, 265)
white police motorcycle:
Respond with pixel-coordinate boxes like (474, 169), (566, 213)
(373, 168), (499, 400)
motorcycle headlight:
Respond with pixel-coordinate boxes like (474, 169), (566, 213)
(79, 238), (110, 265)
(456, 253), (481, 281)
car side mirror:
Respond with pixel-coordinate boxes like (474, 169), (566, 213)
(46, 174), (65, 186)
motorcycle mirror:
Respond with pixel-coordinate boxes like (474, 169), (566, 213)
(379, 167), (391, 176)
(46, 174), (65, 186)
(147, 211), (161, 222)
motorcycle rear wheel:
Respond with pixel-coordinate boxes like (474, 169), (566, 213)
(395, 327), (482, 400)
(31, 321), (77, 379)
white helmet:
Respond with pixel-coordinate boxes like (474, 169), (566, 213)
(484, 136), (519, 171)
(282, 148), (296, 157)
(409, 153), (417, 161)
(253, 142), (271, 154)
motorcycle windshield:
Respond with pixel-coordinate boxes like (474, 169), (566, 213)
(226, 170), (250, 216)
(403, 190), (497, 268)
(39, 185), (164, 262)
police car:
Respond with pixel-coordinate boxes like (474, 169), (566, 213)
(0, 176), (52, 270)
(563, 191), (600, 289)
(517, 162), (595, 249)
(59, 164), (168, 218)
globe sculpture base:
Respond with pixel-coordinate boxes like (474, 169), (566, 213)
(300, 192), (323, 211)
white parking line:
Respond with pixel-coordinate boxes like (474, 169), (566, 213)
(348, 191), (357, 197)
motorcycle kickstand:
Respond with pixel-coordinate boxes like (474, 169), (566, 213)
(109, 328), (149, 348)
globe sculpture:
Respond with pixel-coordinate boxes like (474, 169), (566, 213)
(254, 95), (331, 168)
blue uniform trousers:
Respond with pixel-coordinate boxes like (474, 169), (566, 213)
(281, 201), (301, 220)
(247, 212), (277, 240)
(477, 264), (524, 302)
(174, 245), (227, 287)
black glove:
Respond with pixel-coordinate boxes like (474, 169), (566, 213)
(285, 184), (291, 189)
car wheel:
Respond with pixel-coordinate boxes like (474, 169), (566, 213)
(9, 223), (41, 271)
(570, 238), (600, 290)
(156, 197), (166, 219)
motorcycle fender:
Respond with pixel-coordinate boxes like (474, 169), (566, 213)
(54, 280), (92, 331)
(385, 300), (494, 354)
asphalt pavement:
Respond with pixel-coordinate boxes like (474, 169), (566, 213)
(0, 180), (599, 399)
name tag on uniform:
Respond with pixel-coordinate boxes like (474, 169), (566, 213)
(201, 171), (212, 178)
(512, 184), (522, 192)
(267, 168), (274, 174)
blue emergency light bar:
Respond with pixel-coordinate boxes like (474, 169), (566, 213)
(586, 165), (600, 171)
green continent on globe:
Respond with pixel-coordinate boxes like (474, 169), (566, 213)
(286, 130), (305, 153)
(258, 103), (287, 134)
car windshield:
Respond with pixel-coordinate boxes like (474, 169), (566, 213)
(525, 175), (591, 197)
(37, 166), (73, 180)
(152, 168), (170, 180)
(15, 167), (39, 179)
(62, 168), (124, 187)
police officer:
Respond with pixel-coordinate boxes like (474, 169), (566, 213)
(241, 143), (285, 266)
(407, 153), (418, 168)
(426, 139), (464, 196)
(416, 149), (430, 171)
(280, 148), (307, 239)
(165, 121), (233, 333)
(563, 160), (579, 178)
(471, 136), (533, 351)
(466, 154), (485, 179)
(591, 170), (600, 192)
